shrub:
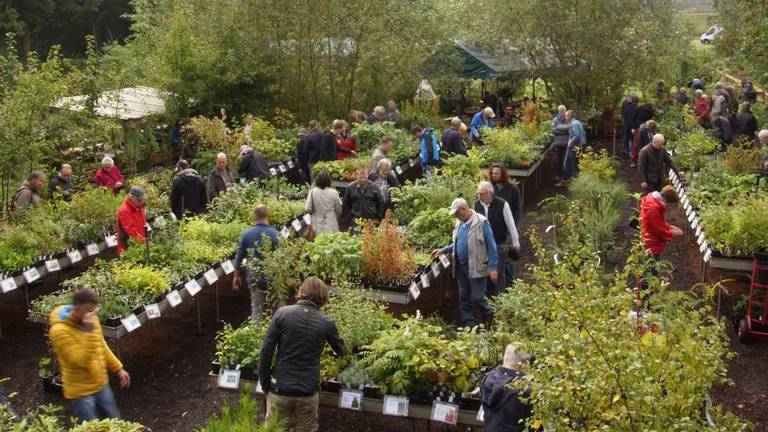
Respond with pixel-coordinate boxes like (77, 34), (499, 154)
(360, 214), (417, 286)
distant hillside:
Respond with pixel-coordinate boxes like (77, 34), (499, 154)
(676, 0), (715, 13)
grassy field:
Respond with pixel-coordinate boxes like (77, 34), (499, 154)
(679, 12), (718, 49)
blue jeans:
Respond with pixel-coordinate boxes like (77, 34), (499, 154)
(456, 264), (493, 327)
(70, 384), (120, 423)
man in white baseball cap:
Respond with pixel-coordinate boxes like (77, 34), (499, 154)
(432, 197), (499, 328)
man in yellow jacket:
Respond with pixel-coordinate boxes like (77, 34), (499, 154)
(49, 288), (131, 423)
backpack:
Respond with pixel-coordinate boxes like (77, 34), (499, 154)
(423, 129), (440, 167)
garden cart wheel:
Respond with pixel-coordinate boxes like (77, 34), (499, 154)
(737, 318), (749, 343)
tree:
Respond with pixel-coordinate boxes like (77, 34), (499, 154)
(715, 0), (768, 83)
(450, 0), (690, 108)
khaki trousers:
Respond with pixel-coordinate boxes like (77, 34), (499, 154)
(265, 392), (319, 432)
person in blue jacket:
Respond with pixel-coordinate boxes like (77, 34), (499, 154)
(480, 344), (532, 432)
(432, 198), (498, 328)
(470, 106), (496, 144)
(232, 204), (279, 321)
(412, 124), (440, 176)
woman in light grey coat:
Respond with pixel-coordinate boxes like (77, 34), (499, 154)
(305, 171), (342, 234)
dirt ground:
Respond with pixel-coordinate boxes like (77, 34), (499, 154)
(1, 143), (766, 431)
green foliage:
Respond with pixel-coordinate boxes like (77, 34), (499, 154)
(491, 228), (746, 431)
(324, 285), (393, 353)
(481, 123), (550, 168)
(69, 419), (145, 432)
(701, 196), (768, 256)
(248, 238), (308, 307)
(113, 263), (170, 296)
(215, 319), (270, 370)
(406, 209), (455, 251)
(0, 403), (65, 432)
(577, 148), (618, 182)
(437, 152), (484, 180)
(196, 390), (285, 432)
(723, 145), (763, 174)
(303, 232), (361, 283)
(311, 159), (367, 182)
(251, 138), (293, 162)
(391, 177), (475, 224)
(668, 130), (720, 172)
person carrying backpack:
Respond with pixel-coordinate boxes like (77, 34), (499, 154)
(412, 124), (440, 177)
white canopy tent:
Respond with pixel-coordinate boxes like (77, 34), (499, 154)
(52, 86), (166, 120)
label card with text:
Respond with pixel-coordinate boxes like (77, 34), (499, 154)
(409, 283), (421, 300)
(302, 213), (312, 225)
(86, 244), (100, 256)
(279, 164), (287, 173)
(23, 267), (41, 284)
(67, 250), (83, 264)
(704, 249), (713, 262)
(45, 259), (61, 273)
(383, 395), (409, 417)
(431, 262), (440, 278)
(204, 269), (219, 285)
(395, 166), (403, 175)
(291, 219), (303, 232)
(121, 314), (141, 333)
(269, 167), (278, 176)
(185, 279), (202, 297)
(339, 390), (363, 411)
(700, 241), (709, 254)
(166, 290), (183, 308)
(440, 254), (451, 268)
(145, 304), (161, 319)
(221, 260), (235, 275)
(1, 277), (18, 293)
(105, 234), (118, 248)
(431, 401), (459, 425)
(420, 273), (430, 288)
(287, 160), (294, 169)
(218, 369), (241, 390)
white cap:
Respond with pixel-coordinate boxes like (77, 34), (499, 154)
(449, 197), (469, 215)
(483, 106), (496, 118)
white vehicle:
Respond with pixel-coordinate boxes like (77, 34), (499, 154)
(700, 25), (723, 44)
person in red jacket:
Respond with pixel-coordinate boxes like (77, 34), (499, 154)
(335, 120), (358, 160)
(116, 186), (147, 254)
(95, 157), (124, 195)
(639, 185), (683, 260)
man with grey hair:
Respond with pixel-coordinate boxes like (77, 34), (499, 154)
(480, 343), (532, 432)
(441, 117), (467, 155)
(759, 130), (768, 171)
(433, 197), (498, 328)
(637, 134), (679, 192)
(13, 171), (45, 210)
(474, 181), (520, 295)
(367, 106), (386, 124)
(206, 152), (234, 201)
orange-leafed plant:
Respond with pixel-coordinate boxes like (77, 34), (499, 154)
(361, 212), (417, 285)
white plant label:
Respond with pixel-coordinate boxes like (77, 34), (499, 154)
(145, 304), (161, 319)
(218, 369), (241, 390)
(687, 212), (695, 223)
(339, 390), (363, 411)
(255, 380), (264, 394)
(169, 212), (177, 221)
(45, 259), (61, 273)
(291, 219), (303, 232)
(302, 214), (312, 225)
(695, 226), (702, 238)
(287, 160), (294, 169)
(683, 201), (690, 211)
(154, 215), (166, 226)
(186, 279), (203, 297)
(86, 244), (100, 256)
(476, 405), (485, 422)
(409, 283), (421, 300)
(704, 249), (712, 262)
(204, 269), (219, 285)
(431, 262), (440, 278)
(420, 273), (430, 288)
(440, 254), (451, 268)
(0, 277), (17, 293)
(383, 395), (409, 417)
(279, 164), (287, 173)
(395, 166), (403, 175)
(698, 232), (706, 245)
(700, 242), (708, 254)
(67, 250), (83, 264)
(121, 314), (141, 333)
(685, 207), (692, 217)
(431, 401), (459, 425)
(280, 227), (290, 239)
(221, 260), (235, 275)
(105, 234), (118, 248)
(23, 267), (41, 284)
(269, 167), (278, 176)
(166, 290), (183, 308)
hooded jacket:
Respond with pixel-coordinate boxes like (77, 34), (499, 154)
(640, 191), (674, 255)
(480, 366), (532, 432)
(170, 168), (208, 219)
(48, 305), (123, 399)
(94, 165), (124, 194)
(116, 195), (147, 253)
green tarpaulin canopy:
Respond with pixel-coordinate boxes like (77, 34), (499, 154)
(423, 41), (536, 80)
